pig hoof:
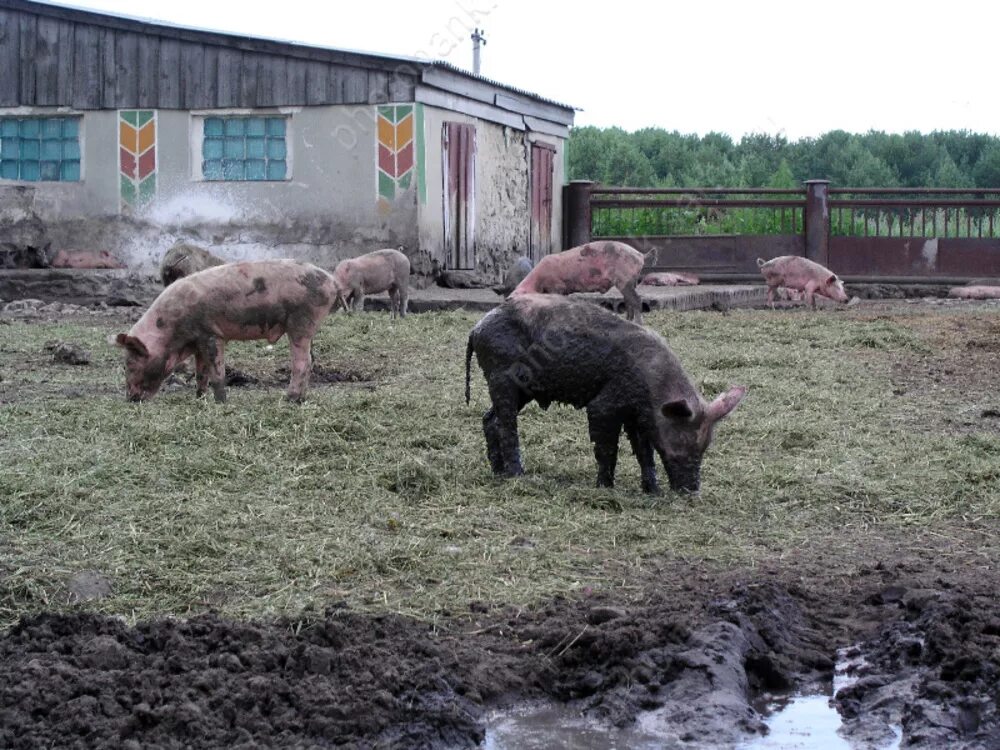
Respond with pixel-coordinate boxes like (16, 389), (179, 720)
(286, 393), (306, 404)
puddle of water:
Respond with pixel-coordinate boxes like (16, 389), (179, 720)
(483, 645), (904, 750)
(482, 702), (666, 750)
(737, 693), (851, 750)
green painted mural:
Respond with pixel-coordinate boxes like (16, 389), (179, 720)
(119, 110), (156, 211)
(376, 104), (424, 210)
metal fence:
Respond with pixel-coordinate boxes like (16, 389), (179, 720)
(564, 181), (1000, 282)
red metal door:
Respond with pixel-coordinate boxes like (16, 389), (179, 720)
(442, 122), (476, 270)
(530, 142), (555, 260)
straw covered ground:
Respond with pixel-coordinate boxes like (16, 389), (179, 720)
(0, 297), (998, 748)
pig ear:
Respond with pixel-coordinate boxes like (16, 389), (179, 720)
(114, 333), (149, 357)
(661, 399), (695, 421)
(705, 386), (748, 424)
(827, 274), (838, 284)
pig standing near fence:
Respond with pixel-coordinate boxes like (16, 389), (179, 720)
(757, 256), (849, 309)
(510, 241), (651, 324)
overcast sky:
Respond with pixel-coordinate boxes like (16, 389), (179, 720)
(46, 0), (1000, 141)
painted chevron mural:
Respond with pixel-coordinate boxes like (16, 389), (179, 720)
(376, 104), (415, 208)
(119, 110), (156, 211)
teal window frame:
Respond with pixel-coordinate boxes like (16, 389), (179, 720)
(201, 116), (288, 182)
(0, 116), (82, 182)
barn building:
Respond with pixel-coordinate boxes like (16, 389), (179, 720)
(0, 0), (574, 282)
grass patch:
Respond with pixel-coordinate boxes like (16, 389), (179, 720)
(1, 306), (998, 628)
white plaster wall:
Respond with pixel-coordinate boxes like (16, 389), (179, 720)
(2, 105), (419, 272)
(417, 104), (565, 280)
(2, 102), (566, 277)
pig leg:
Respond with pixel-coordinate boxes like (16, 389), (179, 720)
(398, 284), (408, 318)
(803, 281), (818, 310)
(286, 336), (313, 403)
(388, 284), (400, 319)
(195, 337), (227, 403)
(486, 382), (526, 476)
(482, 406), (506, 473)
(194, 349), (209, 398)
(587, 410), (622, 488)
(624, 420), (660, 495)
(621, 280), (643, 325)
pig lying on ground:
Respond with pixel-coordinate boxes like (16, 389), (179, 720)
(493, 256), (535, 296)
(430, 259), (491, 289)
(160, 242), (225, 286)
(510, 241), (652, 324)
(50, 249), (126, 269)
(757, 256), (849, 308)
(948, 285), (1000, 300)
(465, 295), (747, 494)
(332, 247), (410, 318)
(115, 260), (338, 403)
(640, 271), (700, 287)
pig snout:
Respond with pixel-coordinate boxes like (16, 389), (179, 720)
(662, 456), (701, 494)
(826, 280), (849, 302)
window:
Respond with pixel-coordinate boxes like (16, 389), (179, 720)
(202, 116), (287, 181)
(0, 116), (81, 182)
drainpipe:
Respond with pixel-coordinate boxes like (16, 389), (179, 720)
(471, 28), (486, 76)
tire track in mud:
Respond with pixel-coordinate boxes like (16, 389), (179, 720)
(2, 569), (998, 749)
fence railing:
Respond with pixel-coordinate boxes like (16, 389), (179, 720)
(590, 187), (806, 238)
(829, 188), (1000, 239)
(563, 180), (1000, 281)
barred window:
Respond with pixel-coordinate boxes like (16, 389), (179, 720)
(0, 117), (81, 182)
(202, 116), (287, 181)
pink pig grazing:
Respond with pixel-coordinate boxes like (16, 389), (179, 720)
(511, 241), (651, 324)
(114, 259), (338, 403)
(640, 271), (700, 287)
(757, 256), (849, 309)
(50, 249), (125, 269)
(331, 247), (410, 318)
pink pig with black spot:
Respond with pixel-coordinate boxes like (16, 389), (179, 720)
(757, 256), (849, 308)
(114, 259), (338, 403)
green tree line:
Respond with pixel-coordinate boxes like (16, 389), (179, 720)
(568, 127), (1000, 189)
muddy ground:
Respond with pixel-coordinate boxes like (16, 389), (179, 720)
(1, 299), (999, 749)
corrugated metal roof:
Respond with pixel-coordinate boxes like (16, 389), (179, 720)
(428, 60), (576, 112)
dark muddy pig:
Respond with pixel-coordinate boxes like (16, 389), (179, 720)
(757, 255), (849, 308)
(465, 295), (747, 494)
(115, 259), (337, 403)
(159, 242), (225, 286)
(510, 241), (651, 324)
(493, 256), (534, 296)
(332, 247), (410, 318)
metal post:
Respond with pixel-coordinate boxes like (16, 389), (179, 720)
(471, 29), (486, 76)
(804, 179), (830, 265)
(563, 180), (593, 249)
